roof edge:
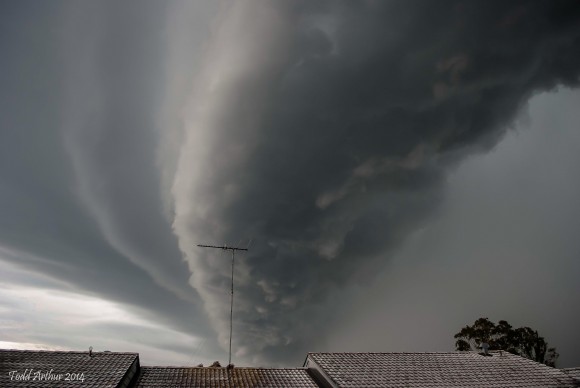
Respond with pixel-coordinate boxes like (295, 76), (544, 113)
(0, 348), (139, 355)
(304, 354), (339, 388)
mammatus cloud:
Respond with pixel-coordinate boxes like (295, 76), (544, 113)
(171, 0), (580, 364)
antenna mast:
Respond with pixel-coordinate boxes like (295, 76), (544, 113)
(197, 244), (248, 365)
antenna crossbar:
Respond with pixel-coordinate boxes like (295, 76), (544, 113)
(197, 243), (248, 365)
(197, 244), (248, 251)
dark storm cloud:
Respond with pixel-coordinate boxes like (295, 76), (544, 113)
(2, 0), (580, 368)
(172, 0), (580, 364)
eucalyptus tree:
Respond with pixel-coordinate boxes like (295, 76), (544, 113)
(454, 318), (558, 367)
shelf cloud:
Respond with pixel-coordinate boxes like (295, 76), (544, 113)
(1, 0), (579, 367)
(170, 0), (580, 363)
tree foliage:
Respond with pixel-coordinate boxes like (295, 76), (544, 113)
(454, 318), (559, 367)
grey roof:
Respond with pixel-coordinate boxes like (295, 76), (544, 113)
(0, 349), (139, 388)
(134, 366), (320, 388)
(305, 352), (580, 388)
(3, 348), (579, 388)
(563, 368), (580, 381)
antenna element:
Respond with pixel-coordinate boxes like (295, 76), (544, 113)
(197, 244), (248, 365)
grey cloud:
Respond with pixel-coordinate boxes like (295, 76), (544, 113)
(0, 0), (220, 363)
(2, 0), (580, 368)
(172, 0), (580, 364)
(59, 0), (197, 301)
(326, 88), (580, 367)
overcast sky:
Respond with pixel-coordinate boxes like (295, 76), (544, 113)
(1, 0), (579, 368)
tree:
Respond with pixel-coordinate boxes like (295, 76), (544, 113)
(454, 317), (559, 367)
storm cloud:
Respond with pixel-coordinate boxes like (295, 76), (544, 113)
(171, 0), (580, 364)
(1, 0), (580, 367)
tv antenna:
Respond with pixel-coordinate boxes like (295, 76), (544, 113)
(197, 243), (248, 365)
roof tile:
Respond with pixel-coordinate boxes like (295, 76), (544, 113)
(305, 352), (580, 388)
(135, 366), (320, 388)
(563, 368), (580, 382)
(0, 349), (138, 388)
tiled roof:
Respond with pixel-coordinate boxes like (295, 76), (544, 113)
(3, 348), (578, 388)
(134, 366), (320, 387)
(563, 368), (580, 381)
(305, 352), (580, 388)
(0, 349), (139, 388)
